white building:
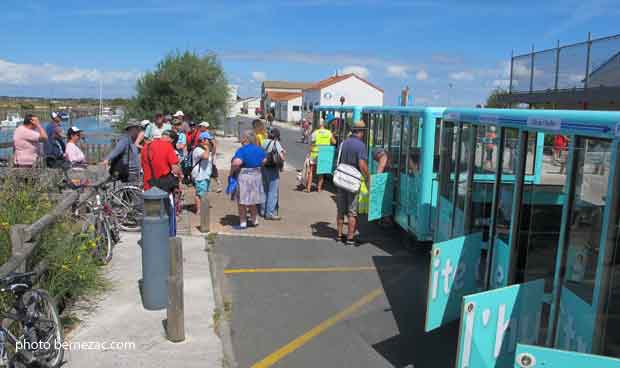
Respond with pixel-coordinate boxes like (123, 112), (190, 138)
(243, 97), (261, 116)
(302, 73), (384, 111)
(261, 81), (313, 116)
(273, 93), (303, 122)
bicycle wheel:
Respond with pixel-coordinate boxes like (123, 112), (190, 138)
(82, 215), (113, 264)
(110, 186), (143, 232)
(23, 289), (64, 368)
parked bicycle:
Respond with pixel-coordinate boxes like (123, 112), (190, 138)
(0, 271), (64, 368)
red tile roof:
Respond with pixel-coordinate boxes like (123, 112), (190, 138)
(266, 91), (303, 101)
(304, 73), (384, 93)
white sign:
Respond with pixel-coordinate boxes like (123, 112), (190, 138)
(527, 117), (562, 131)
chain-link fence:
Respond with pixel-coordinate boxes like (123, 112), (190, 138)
(510, 33), (620, 93)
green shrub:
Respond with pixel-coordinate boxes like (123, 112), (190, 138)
(0, 177), (106, 305)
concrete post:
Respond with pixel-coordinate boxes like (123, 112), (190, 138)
(200, 197), (210, 233)
(166, 237), (185, 342)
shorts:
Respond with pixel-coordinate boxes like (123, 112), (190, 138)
(336, 188), (359, 218)
(194, 179), (211, 197)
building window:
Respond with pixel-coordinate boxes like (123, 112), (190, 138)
(292, 106), (300, 111)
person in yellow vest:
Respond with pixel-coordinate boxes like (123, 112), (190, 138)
(306, 118), (336, 192)
(252, 119), (267, 147)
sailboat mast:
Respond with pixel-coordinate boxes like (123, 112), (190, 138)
(99, 79), (103, 122)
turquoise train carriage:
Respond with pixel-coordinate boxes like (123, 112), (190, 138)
(426, 107), (620, 366)
(312, 105), (545, 243)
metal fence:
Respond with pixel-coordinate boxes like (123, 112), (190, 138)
(509, 33), (620, 93)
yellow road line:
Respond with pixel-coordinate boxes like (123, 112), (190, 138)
(224, 266), (377, 275)
(250, 287), (384, 368)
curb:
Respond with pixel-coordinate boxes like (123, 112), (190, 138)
(206, 234), (238, 368)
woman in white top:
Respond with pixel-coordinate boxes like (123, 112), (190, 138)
(64, 126), (86, 166)
(191, 131), (213, 215)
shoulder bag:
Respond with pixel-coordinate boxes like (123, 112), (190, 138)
(332, 142), (362, 193)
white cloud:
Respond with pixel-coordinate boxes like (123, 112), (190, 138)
(339, 65), (369, 79)
(386, 65), (409, 78)
(251, 71), (267, 82)
(0, 59), (139, 85)
(416, 69), (429, 81)
(492, 79), (510, 88)
(449, 71), (475, 81)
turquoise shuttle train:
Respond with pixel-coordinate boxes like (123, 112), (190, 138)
(312, 104), (620, 366)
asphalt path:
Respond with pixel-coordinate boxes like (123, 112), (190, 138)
(226, 116), (309, 170)
(213, 229), (459, 368)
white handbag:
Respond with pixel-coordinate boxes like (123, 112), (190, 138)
(332, 143), (362, 193)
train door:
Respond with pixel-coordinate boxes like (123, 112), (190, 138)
(426, 120), (487, 331)
(548, 135), (617, 356)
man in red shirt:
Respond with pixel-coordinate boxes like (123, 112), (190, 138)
(141, 130), (183, 191)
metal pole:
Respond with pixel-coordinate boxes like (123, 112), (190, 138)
(508, 50), (514, 94)
(584, 32), (593, 90)
(554, 40), (561, 91)
(529, 44), (535, 93)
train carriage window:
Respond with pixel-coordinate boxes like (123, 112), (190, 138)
(406, 116), (421, 175)
(389, 114), (403, 171)
(453, 123), (475, 238)
(474, 126), (498, 174)
(601, 141), (620, 357)
(469, 124), (497, 234)
(437, 120), (459, 241)
(562, 137), (611, 304)
(516, 132), (567, 293)
(493, 128), (520, 248)
(374, 113), (385, 147)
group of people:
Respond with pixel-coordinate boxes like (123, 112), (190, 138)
(101, 110), (224, 235)
(229, 119), (286, 229)
(12, 112), (88, 169)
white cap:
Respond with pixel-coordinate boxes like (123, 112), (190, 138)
(140, 120), (150, 127)
(51, 112), (60, 120)
(199, 121), (210, 128)
(68, 126), (82, 133)
(173, 110), (184, 117)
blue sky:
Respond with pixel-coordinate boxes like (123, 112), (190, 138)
(1, 0), (619, 106)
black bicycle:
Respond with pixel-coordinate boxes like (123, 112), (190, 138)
(0, 272), (64, 367)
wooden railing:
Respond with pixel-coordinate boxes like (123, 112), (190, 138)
(0, 169), (109, 286)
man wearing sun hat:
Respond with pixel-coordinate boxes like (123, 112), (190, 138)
(44, 112), (67, 168)
(335, 120), (370, 246)
(102, 119), (141, 182)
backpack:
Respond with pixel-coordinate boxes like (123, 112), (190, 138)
(264, 140), (283, 169)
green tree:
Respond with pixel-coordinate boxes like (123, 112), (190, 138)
(485, 87), (509, 108)
(129, 51), (229, 126)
